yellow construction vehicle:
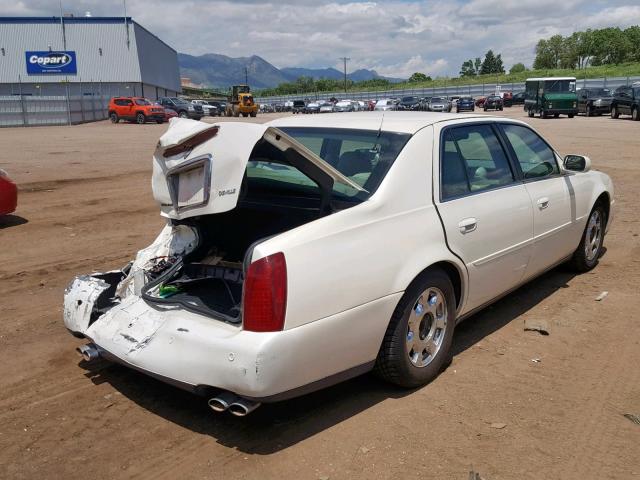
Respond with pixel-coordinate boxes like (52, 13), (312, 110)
(225, 84), (258, 117)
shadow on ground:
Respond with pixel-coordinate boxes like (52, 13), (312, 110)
(84, 266), (579, 454)
(0, 215), (28, 229)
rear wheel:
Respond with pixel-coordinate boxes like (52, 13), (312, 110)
(554, 113), (560, 118)
(527, 108), (534, 118)
(539, 110), (546, 119)
(611, 105), (619, 119)
(375, 268), (456, 388)
(632, 107), (639, 121)
(568, 114), (574, 118)
(109, 112), (119, 123)
(178, 111), (188, 118)
(250, 111), (257, 117)
(569, 204), (606, 272)
(136, 112), (146, 124)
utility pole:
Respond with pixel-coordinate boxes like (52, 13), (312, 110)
(339, 57), (350, 93)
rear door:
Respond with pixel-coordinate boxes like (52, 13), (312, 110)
(434, 122), (534, 311)
(498, 123), (577, 278)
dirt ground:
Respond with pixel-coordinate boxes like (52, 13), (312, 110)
(0, 109), (639, 480)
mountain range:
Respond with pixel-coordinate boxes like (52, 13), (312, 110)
(178, 53), (404, 89)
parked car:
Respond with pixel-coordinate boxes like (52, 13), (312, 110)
(399, 96), (421, 111)
(192, 100), (219, 117)
(319, 102), (335, 113)
(108, 97), (166, 124)
(448, 96), (461, 108)
(292, 100), (306, 114)
(610, 85), (640, 121)
(483, 95), (503, 111)
(510, 92), (526, 106)
(419, 97), (431, 111)
(334, 100), (355, 112)
(154, 102), (178, 122)
(304, 102), (321, 114)
(456, 97), (475, 112)
(428, 97), (451, 112)
(0, 168), (17, 216)
(501, 91), (513, 107)
(475, 96), (487, 107)
(158, 97), (203, 120)
(209, 101), (227, 114)
(65, 113), (614, 415)
(374, 99), (397, 111)
(577, 88), (612, 116)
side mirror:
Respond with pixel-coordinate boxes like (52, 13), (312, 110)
(564, 154), (591, 172)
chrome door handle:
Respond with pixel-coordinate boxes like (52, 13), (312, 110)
(458, 217), (477, 234)
(537, 197), (550, 210)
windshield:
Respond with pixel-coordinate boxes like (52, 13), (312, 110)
(431, 97), (444, 102)
(247, 127), (411, 201)
(402, 96), (418, 103)
(135, 98), (151, 106)
(170, 97), (189, 105)
(460, 97), (472, 101)
(544, 80), (576, 93)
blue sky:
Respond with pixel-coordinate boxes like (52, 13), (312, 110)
(2, 1), (640, 77)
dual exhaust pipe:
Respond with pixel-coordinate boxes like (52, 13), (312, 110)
(208, 391), (261, 417)
(76, 343), (261, 417)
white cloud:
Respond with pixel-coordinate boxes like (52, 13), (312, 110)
(1, 0), (639, 77)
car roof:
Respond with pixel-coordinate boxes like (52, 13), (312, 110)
(526, 77), (576, 81)
(267, 111), (514, 134)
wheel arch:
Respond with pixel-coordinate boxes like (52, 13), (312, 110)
(402, 260), (465, 313)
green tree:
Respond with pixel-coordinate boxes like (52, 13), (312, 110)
(474, 57), (482, 74)
(408, 72), (430, 83)
(533, 39), (554, 69)
(459, 59), (477, 77)
(480, 50), (504, 74)
(509, 62), (526, 74)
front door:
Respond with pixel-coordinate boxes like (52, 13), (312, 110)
(499, 123), (577, 278)
(434, 123), (534, 312)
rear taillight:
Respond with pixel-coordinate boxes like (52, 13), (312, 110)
(243, 252), (287, 332)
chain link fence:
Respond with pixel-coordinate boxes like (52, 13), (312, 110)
(255, 76), (640, 104)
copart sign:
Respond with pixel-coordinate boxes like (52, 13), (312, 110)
(25, 51), (77, 74)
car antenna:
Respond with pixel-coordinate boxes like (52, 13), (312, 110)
(377, 111), (385, 137)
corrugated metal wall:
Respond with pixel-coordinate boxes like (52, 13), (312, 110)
(0, 17), (180, 92)
(135, 24), (180, 93)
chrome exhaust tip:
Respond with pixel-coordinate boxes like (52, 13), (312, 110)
(76, 343), (100, 362)
(208, 391), (239, 413)
(228, 398), (261, 417)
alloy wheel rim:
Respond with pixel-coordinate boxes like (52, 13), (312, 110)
(585, 210), (602, 262)
(407, 287), (447, 368)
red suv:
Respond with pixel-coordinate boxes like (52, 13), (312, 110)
(108, 97), (166, 124)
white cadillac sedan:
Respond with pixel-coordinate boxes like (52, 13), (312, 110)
(64, 113), (614, 416)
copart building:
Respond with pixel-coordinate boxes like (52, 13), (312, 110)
(0, 16), (180, 126)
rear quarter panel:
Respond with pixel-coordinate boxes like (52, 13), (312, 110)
(253, 126), (466, 331)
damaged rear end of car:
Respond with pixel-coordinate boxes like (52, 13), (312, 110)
(63, 118), (381, 414)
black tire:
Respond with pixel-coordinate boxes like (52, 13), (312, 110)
(109, 112), (119, 123)
(499, 106), (503, 111)
(242, 112), (249, 118)
(586, 105), (593, 117)
(611, 105), (619, 119)
(375, 268), (456, 388)
(456, 108), (460, 113)
(539, 110), (546, 119)
(250, 111), (257, 117)
(178, 111), (188, 119)
(483, 107), (487, 112)
(632, 107), (639, 121)
(156, 119), (164, 124)
(568, 114), (574, 118)
(136, 112), (146, 124)
(527, 108), (534, 118)
(569, 203), (606, 273)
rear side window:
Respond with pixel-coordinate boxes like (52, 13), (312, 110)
(501, 124), (558, 179)
(441, 124), (515, 200)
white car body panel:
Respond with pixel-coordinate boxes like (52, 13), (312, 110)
(64, 112), (613, 402)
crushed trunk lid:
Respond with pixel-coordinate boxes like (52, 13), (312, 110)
(152, 118), (366, 220)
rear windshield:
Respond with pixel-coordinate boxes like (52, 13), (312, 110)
(247, 128), (411, 201)
(431, 97), (444, 102)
